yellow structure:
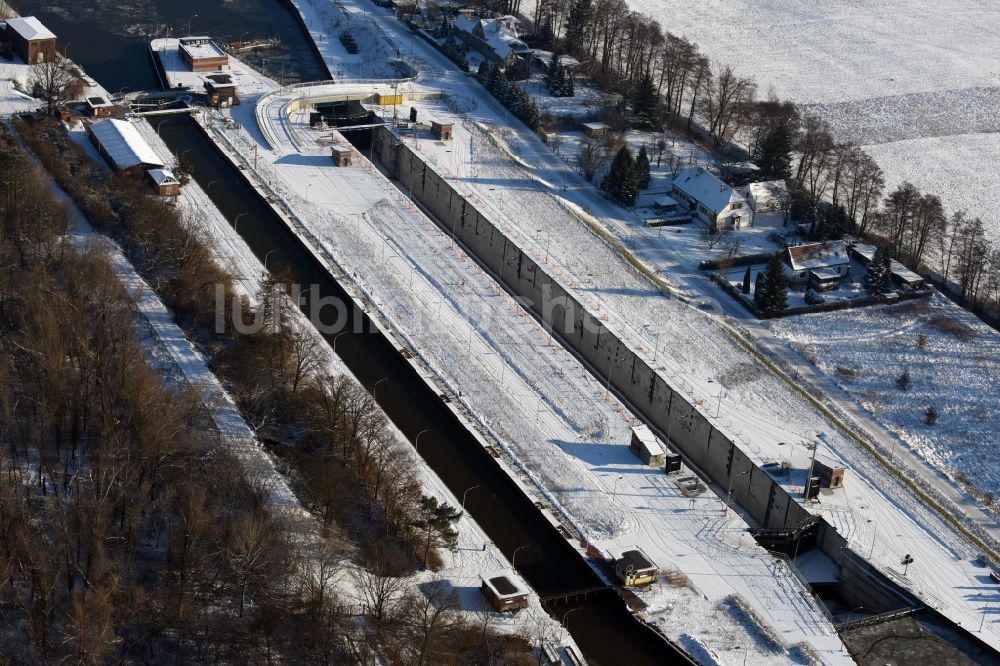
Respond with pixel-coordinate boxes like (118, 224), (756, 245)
(615, 549), (657, 587)
(374, 93), (403, 105)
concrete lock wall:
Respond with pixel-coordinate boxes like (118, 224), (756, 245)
(375, 127), (815, 532)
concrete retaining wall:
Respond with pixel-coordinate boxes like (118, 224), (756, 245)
(374, 126), (815, 532)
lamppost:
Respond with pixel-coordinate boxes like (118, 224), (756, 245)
(62, 42), (73, 62)
(561, 607), (582, 629)
(511, 544), (531, 568)
(901, 554), (914, 576)
(372, 377), (389, 402)
(187, 13), (199, 37)
(611, 474), (624, 501)
(156, 119), (169, 136)
(206, 179), (219, 190)
(262, 249), (277, 271)
(461, 484), (480, 510)
(332, 330), (349, 354)
(233, 212), (248, 233)
(414, 428), (432, 453)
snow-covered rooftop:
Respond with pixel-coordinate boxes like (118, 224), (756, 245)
(146, 168), (179, 186)
(481, 570), (528, 599)
(88, 119), (164, 171)
(178, 36), (227, 61)
(6, 16), (56, 42)
(672, 166), (746, 215)
(783, 240), (850, 272)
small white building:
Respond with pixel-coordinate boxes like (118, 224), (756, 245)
(629, 424), (665, 467)
(780, 241), (850, 289)
(479, 569), (529, 612)
(671, 166), (754, 230)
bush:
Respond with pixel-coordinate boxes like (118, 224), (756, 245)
(924, 405), (938, 425)
(896, 369), (911, 390)
(928, 314), (976, 341)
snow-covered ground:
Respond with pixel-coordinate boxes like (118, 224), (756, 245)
(615, 0), (1000, 244)
(772, 294), (1000, 499)
(627, 0), (1000, 104)
(179, 0), (1000, 660)
(253, 0), (1000, 649)
(204, 24), (855, 665)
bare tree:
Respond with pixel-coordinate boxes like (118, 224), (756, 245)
(29, 60), (82, 115)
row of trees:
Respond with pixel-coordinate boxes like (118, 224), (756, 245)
(477, 60), (542, 130)
(15, 118), (535, 662)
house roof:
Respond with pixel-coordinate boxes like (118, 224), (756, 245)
(480, 570), (528, 599)
(147, 168), (179, 186)
(179, 37), (227, 61)
(672, 166), (746, 215)
(88, 119), (164, 170)
(582, 121), (608, 131)
(783, 241), (849, 272)
(86, 96), (113, 108)
(454, 15), (530, 60)
(618, 549), (656, 573)
(6, 16), (56, 42)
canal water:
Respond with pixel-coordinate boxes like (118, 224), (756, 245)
(26, 0), (687, 662)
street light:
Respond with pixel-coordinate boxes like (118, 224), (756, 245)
(332, 330), (349, 354)
(233, 212), (248, 233)
(263, 249), (277, 271)
(156, 119), (169, 136)
(372, 377), (389, 402)
(511, 544), (532, 568)
(414, 428), (431, 453)
(206, 179), (219, 190)
(62, 42), (73, 62)
(187, 13), (199, 36)
(461, 484), (480, 510)
(561, 607), (582, 629)
(611, 474), (624, 501)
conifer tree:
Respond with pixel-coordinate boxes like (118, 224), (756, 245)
(631, 73), (659, 126)
(601, 145), (638, 207)
(754, 255), (788, 313)
(742, 265), (752, 294)
(863, 246), (893, 295)
(635, 145), (651, 189)
(564, 0), (594, 54)
(757, 122), (794, 179)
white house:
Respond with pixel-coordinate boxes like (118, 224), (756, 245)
(780, 240), (851, 291)
(670, 166), (754, 230)
(452, 14), (532, 68)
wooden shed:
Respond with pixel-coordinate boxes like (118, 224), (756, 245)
(480, 570), (529, 612)
(5, 17), (57, 64)
(629, 424), (665, 467)
(331, 144), (353, 167)
(581, 121), (609, 138)
(146, 168), (181, 197)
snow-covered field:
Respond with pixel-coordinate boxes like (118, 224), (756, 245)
(772, 295), (1000, 498)
(627, 0), (1000, 242)
(863, 134), (1000, 238)
(634, 0), (1000, 104)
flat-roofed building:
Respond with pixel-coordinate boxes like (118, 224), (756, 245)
(85, 95), (116, 118)
(203, 73), (238, 107)
(5, 16), (57, 64)
(479, 570), (529, 612)
(178, 36), (228, 72)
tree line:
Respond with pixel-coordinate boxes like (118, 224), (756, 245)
(12, 117), (538, 663)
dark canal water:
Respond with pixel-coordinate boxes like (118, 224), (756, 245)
(23, 0), (688, 661)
